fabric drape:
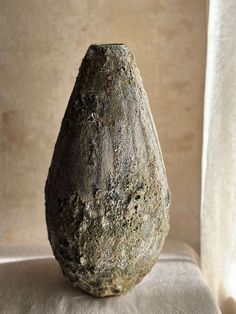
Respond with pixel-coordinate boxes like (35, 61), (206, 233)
(201, 0), (236, 312)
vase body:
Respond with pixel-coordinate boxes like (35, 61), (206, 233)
(45, 44), (170, 297)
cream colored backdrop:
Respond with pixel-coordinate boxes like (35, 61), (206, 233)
(0, 0), (206, 251)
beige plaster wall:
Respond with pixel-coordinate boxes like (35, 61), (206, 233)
(0, 0), (206, 251)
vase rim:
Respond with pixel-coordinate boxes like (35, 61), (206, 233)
(90, 43), (125, 47)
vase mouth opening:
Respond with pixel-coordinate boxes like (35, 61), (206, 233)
(93, 43), (124, 46)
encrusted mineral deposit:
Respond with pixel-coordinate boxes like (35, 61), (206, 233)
(45, 43), (170, 297)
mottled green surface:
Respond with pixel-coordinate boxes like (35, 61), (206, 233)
(45, 44), (170, 297)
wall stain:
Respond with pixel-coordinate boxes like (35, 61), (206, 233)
(1, 110), (27, 152)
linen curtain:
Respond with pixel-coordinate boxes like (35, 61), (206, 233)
(201, 0), (236, 312)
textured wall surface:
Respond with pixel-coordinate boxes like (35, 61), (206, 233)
(0, 0), (206, 251)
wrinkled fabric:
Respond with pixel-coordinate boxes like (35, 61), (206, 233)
(0, 241), (219, 314)
(201, 0), (236, 310)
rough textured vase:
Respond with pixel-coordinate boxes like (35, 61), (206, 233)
(45, 43), (170, 297)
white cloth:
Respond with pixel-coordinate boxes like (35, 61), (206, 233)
(201, 0), (236, 311)
(0, 241), (220, 314)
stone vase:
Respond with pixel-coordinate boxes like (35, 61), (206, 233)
(45, 44), (170, 297)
